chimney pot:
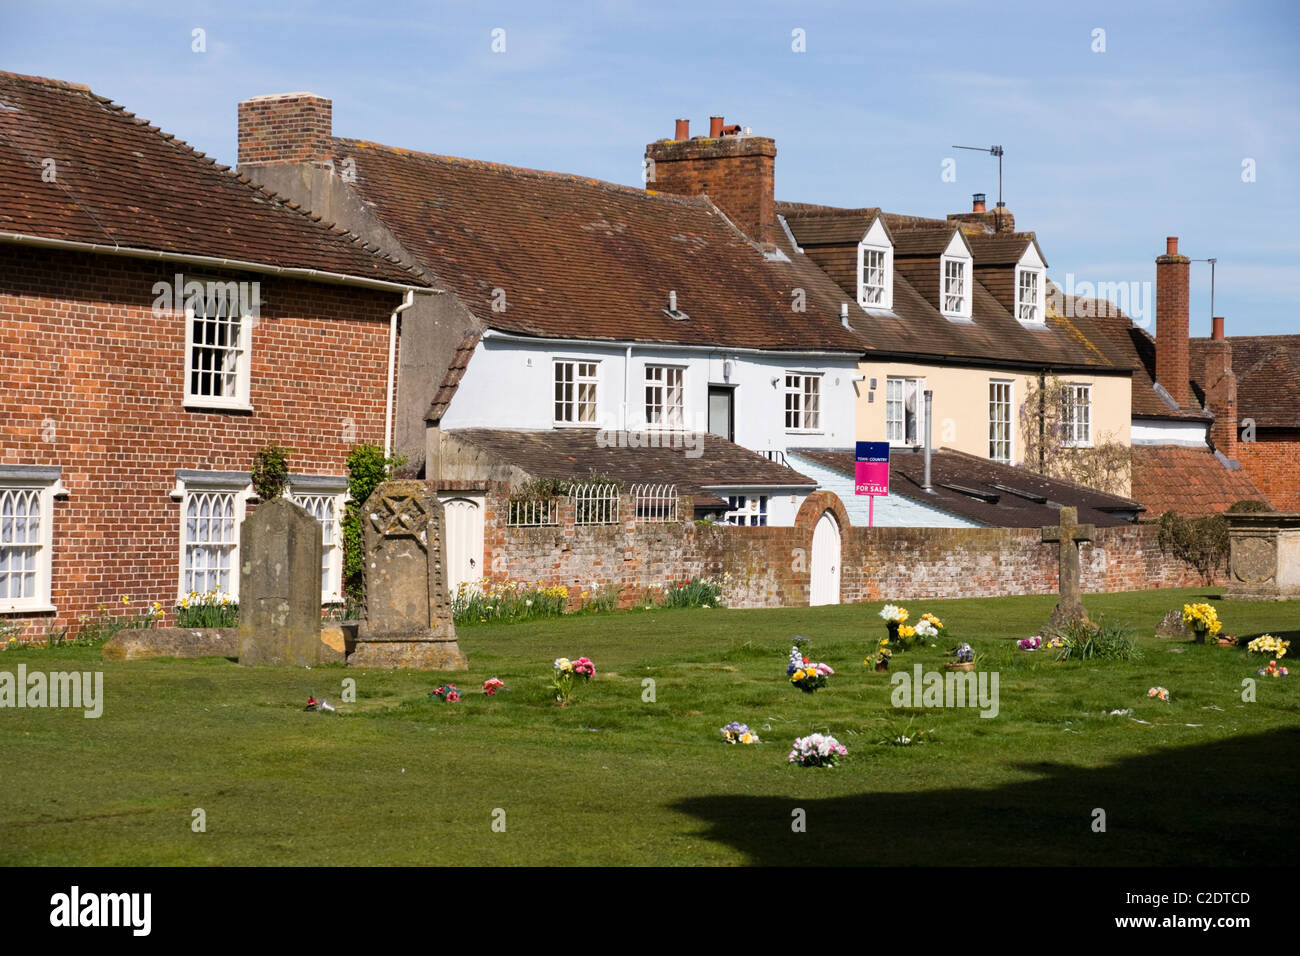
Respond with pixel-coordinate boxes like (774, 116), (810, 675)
(1212, 316), (1225, 340)
(674, 118), (689, 140)
(1166, 236), (1179, 256)
(972, 193), (986, 213)
(709, 116), (724, 138)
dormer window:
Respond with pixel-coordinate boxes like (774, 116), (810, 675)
(856, 218), (893, 311)
(1014, 242), (1047, 324)
(940, 232), (973, 319)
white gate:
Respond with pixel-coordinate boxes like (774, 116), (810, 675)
(440, 496), (484, 595)
(809, 512), (841, 606)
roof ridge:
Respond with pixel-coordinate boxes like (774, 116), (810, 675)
(332, 135), (716, 209)
(0, 70), (91, 92)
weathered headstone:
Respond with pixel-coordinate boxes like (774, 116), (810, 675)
(237, 496), (323, 666)
(349, 479), (466, 670)
(1042, 506), (1095, 627)
(1154, 609), (1191, 639)
(1224, 511), (1300, 601)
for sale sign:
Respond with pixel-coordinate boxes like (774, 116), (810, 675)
(854, 441), (890, 496)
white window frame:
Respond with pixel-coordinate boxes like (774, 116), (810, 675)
(1061, 384), (1092, 448)
(1016, 265), (1045, 324)
(183, 282), (253, 411)
(857, 225), (894, 310)
(989, 380), (1014, 464)
(290, 478), (348, 605)
(724, 495), (769, 527)
(173, 472), (251, 602)
(0, 468), (65, 614)
(941, 255), (972, 319)
(885, 376), (926, 447)
(784, 373), (822, 432)
(644, 364), (685, 430)
(554, 359), (599, 425)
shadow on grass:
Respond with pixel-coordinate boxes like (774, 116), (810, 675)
(672, 727), (1300, 866)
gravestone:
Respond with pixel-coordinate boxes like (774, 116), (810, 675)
(1154, 609), (1191, 639)
(349, 479), (467, 670)
(1224, 511), (1300, 600)
(1042, 506), (1094, 628)
(237, 496), (323, 666)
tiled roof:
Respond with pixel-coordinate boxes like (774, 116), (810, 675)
(447, 428), (816, 510)
(1086, 304), (1209, 420)
(333, 138), (863, 352)
(426, 332), (482, 424)
(1130, 445), (1269, 517)
(778, 205), (1131, 371)
(1191, 336), (1300, 428)
(0, 72), (424, 286)
(788, 446), (1142, 528)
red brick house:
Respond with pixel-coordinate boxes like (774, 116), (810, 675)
(1088, 238), (1280, 517)
(0, 73), (427, 638)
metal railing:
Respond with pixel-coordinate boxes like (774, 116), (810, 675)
(507, 496), (560, 527)
(630, 483), (678, 523)
(761, 449), (789, 466)
(572, 482), (620, 525)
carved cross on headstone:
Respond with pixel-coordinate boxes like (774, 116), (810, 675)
(1042, 506), (1094, 627)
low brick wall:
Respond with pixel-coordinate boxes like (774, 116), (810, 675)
(480, 490), (1219, 609)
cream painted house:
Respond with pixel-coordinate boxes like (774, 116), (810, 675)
(777, 200), (1136, 498)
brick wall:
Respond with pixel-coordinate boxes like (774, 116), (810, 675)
(475, 488), (1218, 610)
(1235, 430), (1300, 511)
(0, 245), (401, 637)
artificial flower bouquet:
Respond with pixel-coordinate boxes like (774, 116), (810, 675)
(914, 612), (944, 643)
(1147, 686), (1170, 702)
(720, 721), (761, 745)
(430, 684), (461, 703)
(1018, 635), (1043, 651)
(1257, 660), (1289, 678)
(866, 642), (893, 671)
(787, 638), (834, 693)
(552, 655), (595, 705)
(482, 678), (506, 696)
(1247, 634), (1290, 658)
(954, 642), (974, 663)
(788, 733), (847, 768)
(1182, 603), (1222, 641)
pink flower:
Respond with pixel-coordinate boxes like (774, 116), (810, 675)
(446, 691), (461, 703)
(482, 678), (505, 696)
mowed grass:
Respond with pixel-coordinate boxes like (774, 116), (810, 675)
(1, 587), (1297, 866)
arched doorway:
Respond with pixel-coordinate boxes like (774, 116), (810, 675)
(809, 511), (841, 606)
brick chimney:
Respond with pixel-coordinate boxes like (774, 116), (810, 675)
(1155, 236), (1192, 408)
(946, 200), (1015, 234)
(645, 117), (777, 245)
(1204, 315), (1237, 458)
(237, 92), (333, 168)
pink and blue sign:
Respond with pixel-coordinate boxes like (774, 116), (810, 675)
(854, 441), (890, 497)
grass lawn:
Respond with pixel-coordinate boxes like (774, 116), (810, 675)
(2, 586), (1297, 866)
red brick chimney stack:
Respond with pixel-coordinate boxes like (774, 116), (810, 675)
(1204, 316), (1237, 458)
(646, 115), (778, 246)
(1155, 236), (1192, 408)
(237, 92), (333, 168)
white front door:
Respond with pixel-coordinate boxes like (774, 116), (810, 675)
(440, 496), (484, 595)
(809, 512), (841, 606)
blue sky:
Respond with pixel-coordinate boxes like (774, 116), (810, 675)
(3, 0), (1297, 335)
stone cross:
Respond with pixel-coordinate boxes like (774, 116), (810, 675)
(349, 479), (466, 670)
(237, 496), (323, 666)
(1042, 506), (1094, 627)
